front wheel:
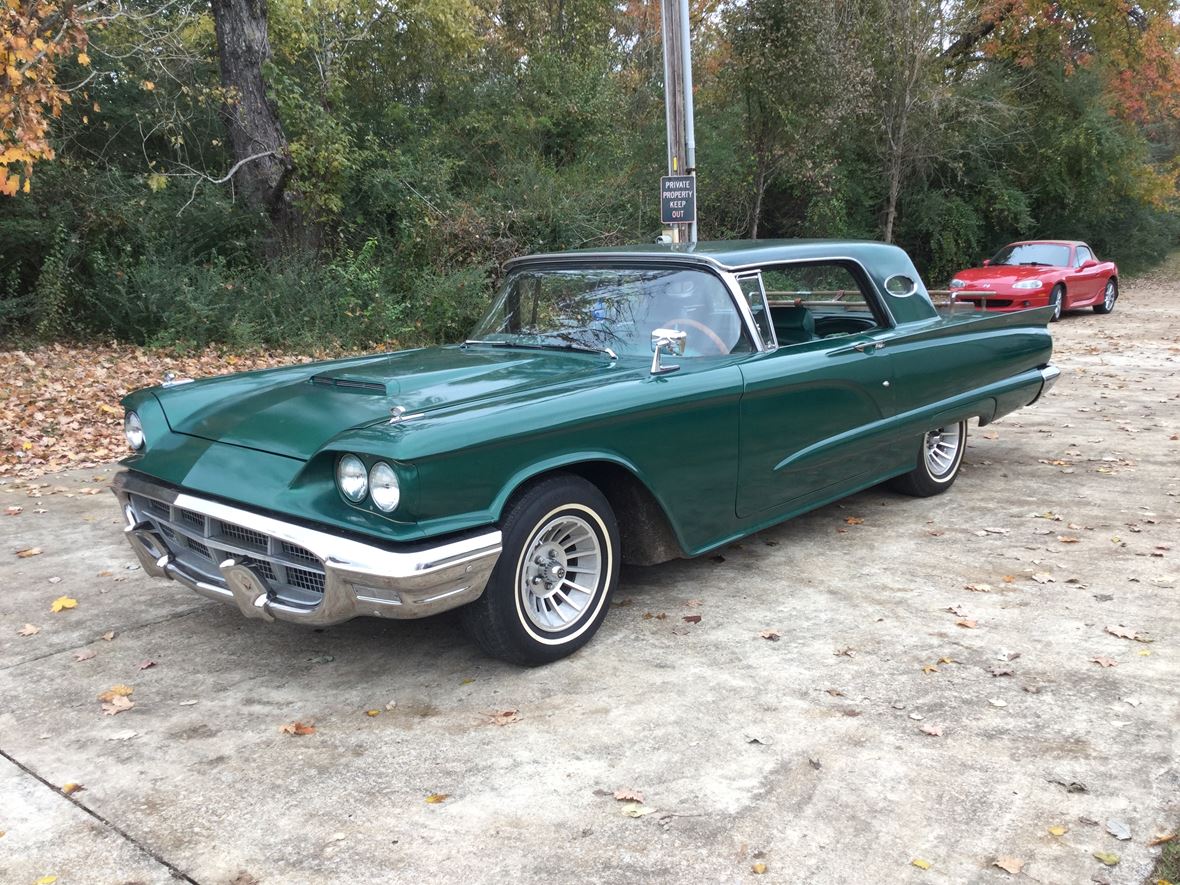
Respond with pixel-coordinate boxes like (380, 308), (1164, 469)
(1093, 278), (1117, 314)
(888, 420), (968, 497)
(1049, 284), (1064, 322)
(460, 474), (619, 666)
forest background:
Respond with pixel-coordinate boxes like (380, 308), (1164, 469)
(3, 0), (1180, 351)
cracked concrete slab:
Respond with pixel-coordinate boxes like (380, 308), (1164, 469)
(0, 278), (1177, 884)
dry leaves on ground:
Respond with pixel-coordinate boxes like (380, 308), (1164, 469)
(279, 721), (316, 736)
(993, 856), (1024, 875)
(16, 546), (42, 557)
(17, 623), (39, 635)
(1, 344), (347, 478)
(613, 788), (644, 803)
(49, 596), (76, 612)
(424, 792), (448, 804)
(485, 708), (521, 726)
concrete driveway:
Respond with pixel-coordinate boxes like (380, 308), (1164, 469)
(2, 277), (1177, 885)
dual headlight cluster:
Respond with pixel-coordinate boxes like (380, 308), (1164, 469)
(337, 454), (400, 512)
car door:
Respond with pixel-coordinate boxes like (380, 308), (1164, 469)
(735, 262), (898, 518)
(1068, 244), (1103, 304)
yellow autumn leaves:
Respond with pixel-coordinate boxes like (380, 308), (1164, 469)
(1, 0), (91, 194)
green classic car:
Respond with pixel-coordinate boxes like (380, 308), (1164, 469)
(113, 240), (1059, 664)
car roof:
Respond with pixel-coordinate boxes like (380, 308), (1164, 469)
(1005, 240), (1085, 248)
(505, 238), (912, 272)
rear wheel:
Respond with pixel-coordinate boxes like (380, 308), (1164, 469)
(1093, 278), (1117, 314)
(460, 474), (619, 666)
(1049, 284), (1064, 322)
(888, 420), (968, 497)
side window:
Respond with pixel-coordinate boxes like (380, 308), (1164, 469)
(1075, 246), (1092, 267)
(761, 262), (884, 345)
(736, 274), (775, 348)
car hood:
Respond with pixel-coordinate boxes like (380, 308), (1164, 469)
(154, 346), (617, 460)
(953, 265), (1063, 288)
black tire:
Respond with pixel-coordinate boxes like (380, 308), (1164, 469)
(888, 420), (968, 497)
(1093, 277), (1117, 314)
(459, 473), (620, 666)
(1049, 284), (1064, 322)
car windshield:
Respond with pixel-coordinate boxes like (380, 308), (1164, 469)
(468, 266), (752, 358)
(991, 243), (1070, 267)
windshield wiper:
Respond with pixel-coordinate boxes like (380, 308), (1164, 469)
(1019, 261), (1050, 266)
(463, 339), (617, 359)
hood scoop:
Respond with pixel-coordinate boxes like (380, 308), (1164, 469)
(310, 373), (390, 395)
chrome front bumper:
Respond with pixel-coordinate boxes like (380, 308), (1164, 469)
(112, 471), (501, 626)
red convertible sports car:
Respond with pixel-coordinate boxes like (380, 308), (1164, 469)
(949, 240), (1118, 322)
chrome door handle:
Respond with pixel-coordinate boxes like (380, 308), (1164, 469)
(854, 341), (885, 353)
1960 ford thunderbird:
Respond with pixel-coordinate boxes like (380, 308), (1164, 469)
(113, 240), (1059, 664)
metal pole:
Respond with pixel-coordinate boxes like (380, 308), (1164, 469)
(677, 0), (697, 244)
(660, 0), (683, 244)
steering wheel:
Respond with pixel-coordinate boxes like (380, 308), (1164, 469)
(662, 317), (729, 355)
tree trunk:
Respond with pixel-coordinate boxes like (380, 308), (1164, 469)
(210, 0), (302, 245)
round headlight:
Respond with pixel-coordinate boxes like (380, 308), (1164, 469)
(336, 454), (368, 502)
(949, 278), (967, 289)
(124, 411), (145, 450)
(1013, 279), (1043, 290)
(369, 461), (400, 512)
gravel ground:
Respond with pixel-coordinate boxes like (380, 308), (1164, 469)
(1, 274), (1177, 884)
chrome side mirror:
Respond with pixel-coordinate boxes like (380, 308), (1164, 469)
(650, 328), (687, 375)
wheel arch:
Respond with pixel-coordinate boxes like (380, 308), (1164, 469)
(493, 456), (687, 566)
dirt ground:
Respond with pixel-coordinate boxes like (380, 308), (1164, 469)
(1, 271), (1177, 885)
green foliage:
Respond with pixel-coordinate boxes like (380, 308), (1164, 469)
(2, 0), (1179, 348)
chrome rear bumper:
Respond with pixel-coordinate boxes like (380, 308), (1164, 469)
(1029, 364), (1061, 405)
(112, 471), (501, 626)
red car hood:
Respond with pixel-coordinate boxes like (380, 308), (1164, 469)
(953, 265), (1061, 289)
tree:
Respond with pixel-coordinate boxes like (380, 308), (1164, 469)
(0, 0), (89, 195)
(209, 0), (301, 243)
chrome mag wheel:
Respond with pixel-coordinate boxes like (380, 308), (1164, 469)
(1103, 280), (1116, 311)
(923, 424), (963, 479)
(518, 514), (603, 632)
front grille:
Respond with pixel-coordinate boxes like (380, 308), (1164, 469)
(964, 297), (1013, 308)
(128, 492), (327, 608)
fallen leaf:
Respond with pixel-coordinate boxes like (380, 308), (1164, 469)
(1104, 625), (1151, 642)
(50, 596), (77, 612)
(16, 546), (42, 557)
(620, 802), (656, 817)
(47, 576), (62, 584)
(752, 862), (768, 874)
(919, 724), (943, 736)
(4, 505), (22, 515)
(964, 582), (993, 593)
(101, 695), (134, 715)
(824, 688), (846, 697)
(137, 659), (157, 670)
(682, 614), (702, 624)
(424, 793), (448, 804)
(1058, 536), (1080, 543)
(955, 618), (978, 629)
(911, 858), (932, 870)
(97, 684), (133, 701)
(1092, 851), (1119, 866)
(921, 664), (939, 675)
(1148, 833), (1176, 846)
(834, 646), (856, 657)
(279, 721), (316, 736)
(100, 631), (115, 641)
(993, 856), (1024, 875)
(844, 516), (864, 525)
(1031, 573), (1054, 584)
(1048, 825), (1068, 836)
(937, 656), (958, 664)
(988, 698), (1008, 707)
(613, 788), (644, 803)
(364, 709), (380, 717)
(61, 782), (83, 795)
(991, 666), (1015, 677)
(17, 623), (40, 636)
(34, 877), (58, 885)
(759, 630), (780, 641)
(487, 708), (521, 726)
(73, 649), (96, 662)
(1106, 819), (1131, 841)
(1090, 656), (1118, 668)
(105, 728), (137, 741)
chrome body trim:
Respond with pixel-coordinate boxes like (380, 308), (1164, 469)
(112, 471), (502, 625)
(1029, 365), (1061, 405)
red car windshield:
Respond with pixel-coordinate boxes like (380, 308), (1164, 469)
(991, 243), (1071, 267)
